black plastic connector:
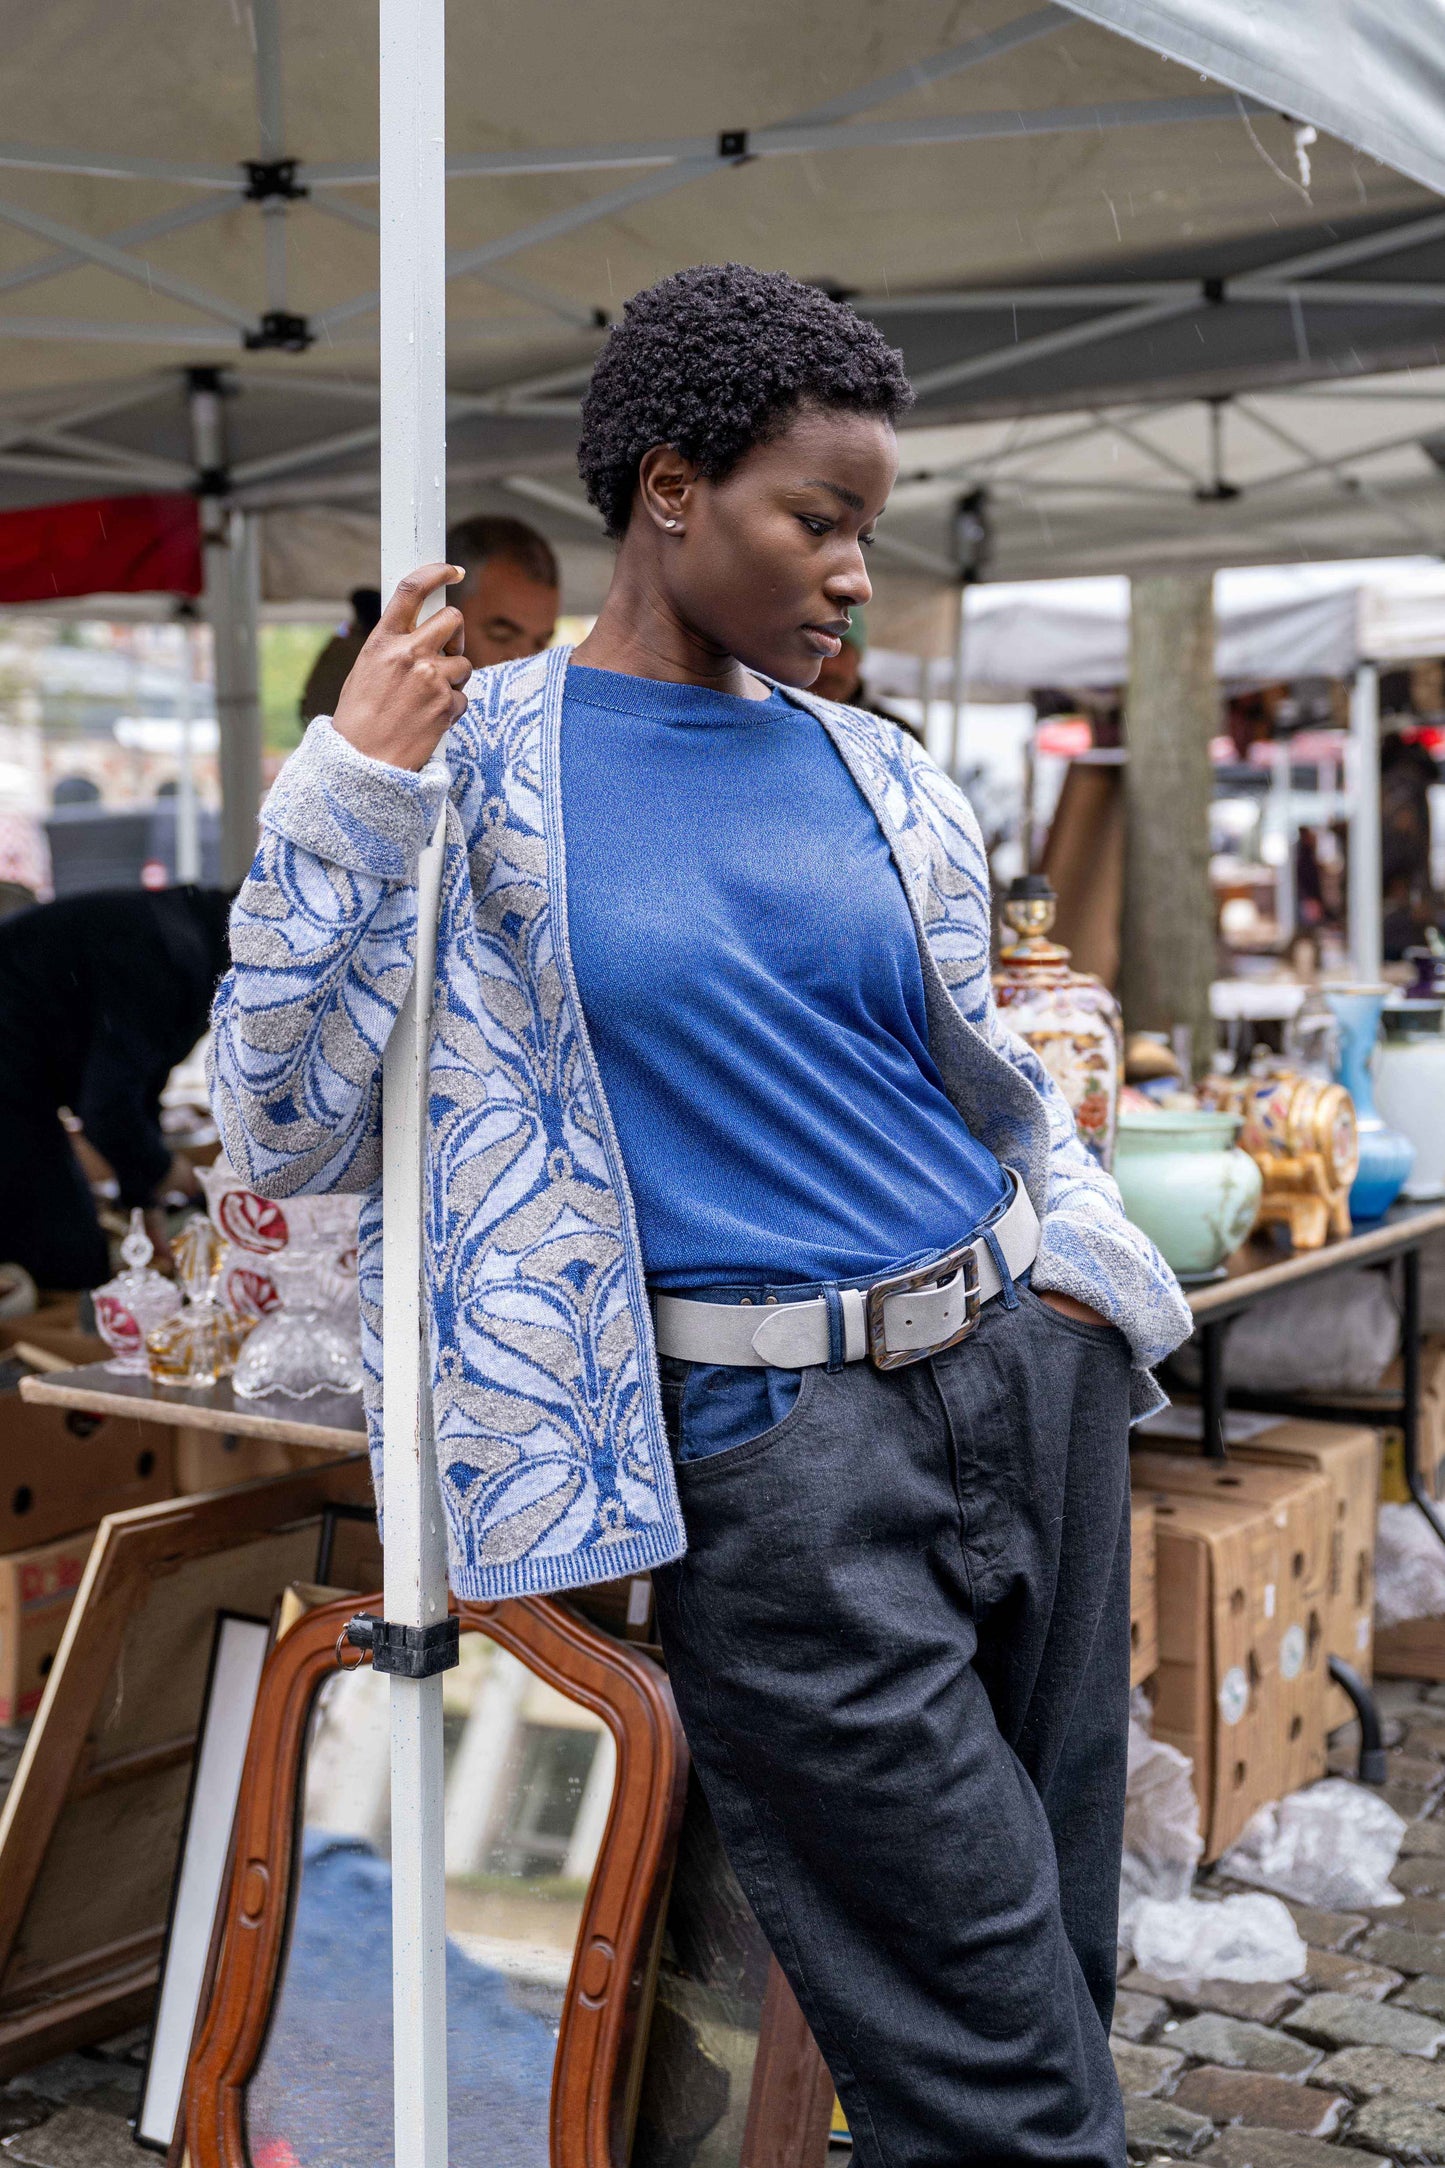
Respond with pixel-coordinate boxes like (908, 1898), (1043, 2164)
(718, 129), (750, 161)
(243, 158), (309, 203)
(244, 310), (315, 353)
(342, 1612), (460, 1679)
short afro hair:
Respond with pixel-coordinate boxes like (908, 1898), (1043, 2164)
(577, 263), (913, 539)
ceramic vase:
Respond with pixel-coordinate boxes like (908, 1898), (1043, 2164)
(1114, 1110), (1263, 1282)
(1375, 998), (1445, 1201)
(992, 876), (1122, 1170)
(1324, 986), (1415, 1223)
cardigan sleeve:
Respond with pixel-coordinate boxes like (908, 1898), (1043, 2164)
(207, 717), (451, 1197)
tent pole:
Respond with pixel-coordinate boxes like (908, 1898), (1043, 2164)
(378, 1), (450, 2165)
(1348, 663), (1383, 981)
(190, 372), (262, 887)
(174, 610), (201, 883)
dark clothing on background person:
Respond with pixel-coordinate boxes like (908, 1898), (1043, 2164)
(0, 886), (232, 1287)
(655, 1284), (1132, 2168)
(298, 589), (384, 725)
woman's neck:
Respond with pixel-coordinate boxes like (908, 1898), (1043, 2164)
(572, 557), (769, 699)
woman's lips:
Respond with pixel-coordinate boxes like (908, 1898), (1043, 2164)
(802, 625), (845, 657)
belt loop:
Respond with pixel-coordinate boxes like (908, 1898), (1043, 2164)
(982, 1228), (1020, 1310)
(822, 1283), (846, 1372)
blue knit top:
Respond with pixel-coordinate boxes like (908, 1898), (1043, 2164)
(560, 664), (1009, 1290)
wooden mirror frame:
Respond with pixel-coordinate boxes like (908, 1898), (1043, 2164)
(186, 1592), (688, 2168)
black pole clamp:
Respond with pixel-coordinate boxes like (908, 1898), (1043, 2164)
(337, 1612), (460, 1678)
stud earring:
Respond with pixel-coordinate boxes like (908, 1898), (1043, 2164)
(664, 518), (679, 529)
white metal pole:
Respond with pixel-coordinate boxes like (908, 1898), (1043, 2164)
(379, 0), (450, 2163)
(174, 614), (201, 884)
(1349, 663), (1384, 982)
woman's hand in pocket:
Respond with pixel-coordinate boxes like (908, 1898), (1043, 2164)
(1037, 1288), (1112, 1330)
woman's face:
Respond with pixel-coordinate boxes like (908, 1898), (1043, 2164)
(639, 404), (899, 688)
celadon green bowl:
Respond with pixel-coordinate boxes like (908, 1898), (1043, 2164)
(1114, 1109), (1263, 1283)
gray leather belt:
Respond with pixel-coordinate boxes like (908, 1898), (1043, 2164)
(652, 1172), (1040, 1373)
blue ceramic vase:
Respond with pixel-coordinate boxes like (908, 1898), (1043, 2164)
(1325, 986), (1415, 1223)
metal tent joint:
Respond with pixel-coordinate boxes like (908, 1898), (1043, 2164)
(244, 308), (314, 352)
(340, 1612), (461, 1679)
(242, 157), (308, 203)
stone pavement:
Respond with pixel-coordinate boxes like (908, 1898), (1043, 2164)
(1114, 1677), (1445, 2167)
(11, 1683), (1445, 2164)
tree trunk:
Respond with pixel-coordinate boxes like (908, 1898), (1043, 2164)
(1119, 573), (1217, 1071)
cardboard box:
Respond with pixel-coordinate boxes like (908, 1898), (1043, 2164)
(0, 1528), (97, 1724)
(1380, 1337), (1445, 1505)
(1228, 1419), (1380, 1730)
(1130, 1498), (1158, 1688)
(174, 1427), (312, 1494)
(1374, 1615), (1445, 1682)
(1131, 1462), (1330, 1858)
(0, 1390), (175, 1551)
(1129, 1449), (1334, 1604)
(0, 1299), (107, 1373)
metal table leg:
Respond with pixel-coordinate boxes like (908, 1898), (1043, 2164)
(1200, 1319), (1229, 1462)
(1327, 1657), (1388, 1785)
(1403, 1246), (1445, 1550)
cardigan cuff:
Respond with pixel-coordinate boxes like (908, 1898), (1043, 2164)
(261, 715), (451, 881)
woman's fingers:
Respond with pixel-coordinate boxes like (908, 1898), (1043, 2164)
(414, 603), (466, 654)
(378, 563), (463, 636)
(441, 651), (473, 689)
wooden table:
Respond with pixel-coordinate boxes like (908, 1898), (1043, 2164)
(18, 1361), (366, 1454)
(1184, 1198), (1445, 1542)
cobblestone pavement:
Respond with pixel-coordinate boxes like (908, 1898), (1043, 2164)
(1113, 1678), (1445, 2168)
(9, 1683), (1445, 2164)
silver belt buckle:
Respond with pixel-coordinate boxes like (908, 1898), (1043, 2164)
(864, 1241), (982, 1373)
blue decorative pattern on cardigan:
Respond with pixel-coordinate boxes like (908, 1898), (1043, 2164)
(209, 646), (1192, 1600)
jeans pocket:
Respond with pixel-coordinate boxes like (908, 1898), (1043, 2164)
(674, 1364), (815, 1475)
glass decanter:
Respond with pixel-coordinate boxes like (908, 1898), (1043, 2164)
(145, 1216), (251, 1388)
(231, 1244), (365, 1401)
(93, 1210), (182, 1375)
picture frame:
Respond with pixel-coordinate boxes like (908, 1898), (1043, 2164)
(185, 1590), (688, 2168)
(0, 1456), (373, 2076)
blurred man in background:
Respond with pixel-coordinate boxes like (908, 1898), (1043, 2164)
(810, 609), (923, 742)
(444, 514), (559, 668)
(0, 886), (232, 1288)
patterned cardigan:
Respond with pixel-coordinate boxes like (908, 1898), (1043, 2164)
(208, 645), (1191, 1600)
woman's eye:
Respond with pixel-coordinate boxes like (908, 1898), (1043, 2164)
(798, 516), (832, 536)
(860, 532), (877, 549)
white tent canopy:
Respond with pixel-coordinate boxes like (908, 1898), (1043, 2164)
(0, 0), (1440, 604)
(956, 559), (1445, 692)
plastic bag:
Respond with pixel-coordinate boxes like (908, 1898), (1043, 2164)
(1132, 1892), (1307, 1984)
(1119, 1718), (1205, 1948)
(1376, 1503), (1445, 1629)
(1170, 1268), (1397, 1395)
(1218, 1779), (1406, 1911)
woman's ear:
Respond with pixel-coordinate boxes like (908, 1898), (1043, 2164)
(636, 443), (696, 535)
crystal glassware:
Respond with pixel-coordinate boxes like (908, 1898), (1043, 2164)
(231, 1246), (365, 1401)
(93, 1210), (182, 1375)
(144, 1216), (252, 1388)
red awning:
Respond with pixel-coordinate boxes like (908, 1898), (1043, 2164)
(0, 492), (201, 603)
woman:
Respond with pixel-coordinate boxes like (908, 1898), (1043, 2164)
(211, 264), (1191, 2166)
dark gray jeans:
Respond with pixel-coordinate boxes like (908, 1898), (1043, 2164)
(653, 1283), (1132, 2168)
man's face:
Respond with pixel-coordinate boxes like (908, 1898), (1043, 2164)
(457, 556), (558, 668)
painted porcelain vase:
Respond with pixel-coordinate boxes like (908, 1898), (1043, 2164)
(1375, 998), (1445, 1201)
(1199, 1067), (1358, 1249)
(992, 876), (1122, 1170)
(1324, 986), (1415, 1223)
(1114, 1110), (1263, 1282)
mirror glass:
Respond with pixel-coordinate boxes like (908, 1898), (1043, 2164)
(246, 1628), (616, 2168)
